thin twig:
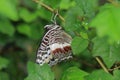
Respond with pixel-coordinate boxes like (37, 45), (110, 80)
(95, 57), (109, 73)
(108, 65), (120, 71)
(107, 0), (120, 7)
(33, 0), (65, 22)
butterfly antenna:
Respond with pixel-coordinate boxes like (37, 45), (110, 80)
(51, 10), (59, 25)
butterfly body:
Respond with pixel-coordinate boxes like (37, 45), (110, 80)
(36, 24), (72, 66)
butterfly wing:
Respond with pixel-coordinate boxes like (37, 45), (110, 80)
(36, 31), (53, 65)
(48, 30), (72, 66)
(36, 25), (72, 66)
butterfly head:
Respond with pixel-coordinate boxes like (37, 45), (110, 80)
(44, 24), (62, 30)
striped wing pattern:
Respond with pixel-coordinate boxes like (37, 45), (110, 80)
(36, 24), (72, 66)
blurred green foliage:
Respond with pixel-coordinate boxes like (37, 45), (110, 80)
(61, 67), (88, 80)
(25, 62), (54, 80)
(71, 37), (89, 55)
(0, 0), (120, 80)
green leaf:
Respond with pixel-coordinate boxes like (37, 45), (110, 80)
(61, 67), (88, 80)
(37, 0), (61, 21)
(71, 37), (89, 55)
(113, 70), (120, 80)
(0, 20), (15, 36)
(17, 24), (31, 37)
(0, 0), (18, 21)
(64, 6), (83, 31)
(19, 8), (37, 23)
(64, 0), (98, 32)
(84, 70), (113, 80)
(75, 0), (98, 19)
(25, 74), (42, 80)
(80, 31), (88, 39)
(36, 8), (51, 21)
(17, 23), (44, 39)
(60, 0), (75, 9)
(42, 0), (61, 8)
(25, 61), (54, 80)
(90, 4), (120, 42)
(92, 37), (120, 68)
(0, 72), (9, 80)
(0, 57), (9, 70)
(85, 70), (120, 80)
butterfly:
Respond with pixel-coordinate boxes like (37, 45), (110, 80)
(36, 24), (72, 66)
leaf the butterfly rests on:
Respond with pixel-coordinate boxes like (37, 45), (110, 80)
(36, 24), (72, 66)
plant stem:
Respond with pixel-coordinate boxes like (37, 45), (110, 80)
(108, 65), (120, 71)
(33, 0), (65, 22)
(107, 0), (120, 7)
(95, 57), (109, 73)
